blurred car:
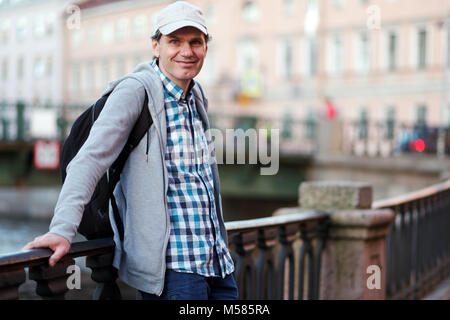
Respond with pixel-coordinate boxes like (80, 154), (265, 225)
(396, 126), (438, 154)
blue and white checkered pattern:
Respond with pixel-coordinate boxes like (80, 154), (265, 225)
(151, 59), (234, 278)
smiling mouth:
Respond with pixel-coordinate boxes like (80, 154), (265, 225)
(175, 61), (197, 65)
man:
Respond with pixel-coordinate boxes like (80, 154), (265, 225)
(23, 1), (238, 300)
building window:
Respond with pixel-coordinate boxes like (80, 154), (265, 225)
(133, 15), (146, 39)
(327, 33), (343, 75)
(447, 26), (450, 68)
(237, 37), (262, 98)
(303, 37), (317, 77)
(150, 13), (158, 36)
(282, 0), (296, 16)
(242, 1), (260, 22)
(331, 0), (345, 9)
(278, 37), (293, 80)
(45, 13), (55, 36)
(1, 20), (10, 43)
(387, 31), (397, 71)
(415, 105), (427, 128)
(444, 104), (450, 128)
(47, 56), (52, 77)
(385, 107), (395, 139)
(33, 15), (45, 39)
(358, 108), (369, 139)
(417, 27), (427, 69)
(33, 57), (45, 79)
(17, 56), (24, 80)
(16, 17), (27, 42)
(86, 24), (96, 43)
(116, 18), (129, 41)
(355, 31), (370, 74)
(102, 22), (114, 44)
(1, 58), (7, 81)
(71, 29), (82, 48)
(238, 37), (259, 72)
(204, 4), (217, 26)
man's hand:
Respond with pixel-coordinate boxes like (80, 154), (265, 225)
(22, 233), (70, 267)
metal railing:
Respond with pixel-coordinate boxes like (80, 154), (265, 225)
(342, 119), (450, 157)
(373, 180), (450, 299)
(208, 113), (318, 156)
(0, 211), (329, 300)
(3, 100), (450, 159)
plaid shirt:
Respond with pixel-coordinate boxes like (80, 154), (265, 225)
(151, 60), (234, 278)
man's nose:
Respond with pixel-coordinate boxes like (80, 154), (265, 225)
(180, 42), (194, 56)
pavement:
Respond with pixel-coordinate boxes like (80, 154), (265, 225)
(422, 276), (450, 300)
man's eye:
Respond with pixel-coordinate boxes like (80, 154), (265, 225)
(170, 39), (178, 44)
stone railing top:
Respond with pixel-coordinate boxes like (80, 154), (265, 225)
(329, 209), (395, 228)
(224, 210), (328, 234)
(373, 179), (450, 209)
(299, 180), (373, 210)
(0, 238), (114, 272)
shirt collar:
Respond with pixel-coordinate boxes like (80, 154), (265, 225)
(151, 58), (195, 102)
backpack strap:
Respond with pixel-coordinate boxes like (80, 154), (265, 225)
(108, 92), (152, 241)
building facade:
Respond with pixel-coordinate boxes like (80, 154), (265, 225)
(1, 0), (448, 134)
(62, 0), (450, 130)
(0, 0), (73, 106)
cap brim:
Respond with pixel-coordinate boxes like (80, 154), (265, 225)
(159, 20), (207, 35)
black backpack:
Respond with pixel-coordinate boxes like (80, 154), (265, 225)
(59, 91), (152, 241)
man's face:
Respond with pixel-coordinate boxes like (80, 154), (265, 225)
(152, 27), (207, 90)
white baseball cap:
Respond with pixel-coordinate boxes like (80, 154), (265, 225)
(155, 1), (208, 36)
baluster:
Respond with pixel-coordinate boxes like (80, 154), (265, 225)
(393, 206), (403, 299)
(385, 218), (394, 299)
(444, 191), (450, 279)
(399, 204), (409, 299)
(277, 224), (298, 300)
(297, 223), (313, 300)
(412, 200), (421, 299)
(29, 258), (75, 300)
(0, 269), (26, 300)
(406, 201), (415, 299)
(312, 219), (329, 300)
(255, 227), (277, 300)
(445, 190), (450, 279)
(437, 192), (446, 282)
(86, 253), (121, 300)
(231, 231), (257, 299)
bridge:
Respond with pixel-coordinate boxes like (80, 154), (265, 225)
(0, 179), (449, 300)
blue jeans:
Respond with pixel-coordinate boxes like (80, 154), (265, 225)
(139, 270), (238, 300)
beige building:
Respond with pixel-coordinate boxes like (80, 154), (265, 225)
(64, 0), (450, 130)
(0, 0), (73, 106)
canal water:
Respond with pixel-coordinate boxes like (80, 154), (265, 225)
(0, 217), (137, 299)
(0, 217), (51, 255)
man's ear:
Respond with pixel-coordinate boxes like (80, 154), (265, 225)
(152, 39), (160, 58)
